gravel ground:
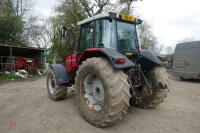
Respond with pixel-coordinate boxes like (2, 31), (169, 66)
(0, 76), (200, 133)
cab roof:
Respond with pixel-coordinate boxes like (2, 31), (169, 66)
(77, 12), (117, 26)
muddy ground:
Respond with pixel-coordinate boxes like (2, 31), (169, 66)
(0, 76), (200, 133)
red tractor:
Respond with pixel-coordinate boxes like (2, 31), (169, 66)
(46, 12), (171, 127)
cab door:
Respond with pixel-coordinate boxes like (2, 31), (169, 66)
(78, 22), (94, 52)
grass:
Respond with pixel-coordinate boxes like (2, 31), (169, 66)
(0, 73), (20, 81)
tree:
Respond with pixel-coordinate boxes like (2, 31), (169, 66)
(79, 0), (111, 17)
(138, 20), (157, 51)
(14, 0), (37, 45)
(0, 0), (23, 45)
(51, 0), (86, 61)
(119, 0), (139, 14)
(30, 25), (51, 49)
(103, 0), (141, 14)
(0, 0), (36, 46)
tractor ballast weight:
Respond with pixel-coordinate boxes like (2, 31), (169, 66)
(46, 12), (170, 127)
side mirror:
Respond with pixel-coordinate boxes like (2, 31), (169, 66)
(60, 26), (67, 38)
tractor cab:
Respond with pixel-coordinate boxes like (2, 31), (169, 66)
(77, 12), (142, 55)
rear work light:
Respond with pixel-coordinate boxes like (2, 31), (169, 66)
(113, 58), (126, 64)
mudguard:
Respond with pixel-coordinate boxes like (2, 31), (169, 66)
(137, 50), (161, 70)
(140, 50), (161, 65)
(101, 48), (135, 69)
(49, 64), (69, 85)
(78, 48), (135, 69)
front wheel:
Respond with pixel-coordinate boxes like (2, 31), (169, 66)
(75, 57), (131, 127)
(46, 68), (67, 101)
(133, 67), (171, 109)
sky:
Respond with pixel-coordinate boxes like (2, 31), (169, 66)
(34, 0), (200, 49)
(135, 0), (200, 49)
(33, 0), (58, 17)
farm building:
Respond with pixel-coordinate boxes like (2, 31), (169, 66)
(0, 44), (46, 74)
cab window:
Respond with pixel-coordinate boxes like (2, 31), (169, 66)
(95, 19), (117, 49)
(79, 23), (93, 51)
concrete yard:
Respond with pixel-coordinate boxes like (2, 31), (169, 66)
(0, 76), (200, 133)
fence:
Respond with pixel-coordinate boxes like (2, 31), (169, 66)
(0, 56), (17, 79)
(0, 56), (17, 72)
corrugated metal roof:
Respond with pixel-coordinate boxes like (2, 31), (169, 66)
(0, 44), (45, 51)
(0, 44), (45, 57)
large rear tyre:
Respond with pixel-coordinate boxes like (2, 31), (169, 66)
(134, 67), (170, 109)
(75, 57), (131, 127)
(46, 68), (67, 101)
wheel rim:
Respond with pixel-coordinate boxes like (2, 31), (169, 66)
(81, 73), (105, 112)
(48, 75), (55, 94)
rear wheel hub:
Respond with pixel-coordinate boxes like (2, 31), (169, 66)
(81, 73), (105, 112)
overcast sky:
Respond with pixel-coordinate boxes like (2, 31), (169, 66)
(34, 0), (200, 49)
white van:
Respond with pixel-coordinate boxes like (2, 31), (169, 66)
(173, 41), (200, 79)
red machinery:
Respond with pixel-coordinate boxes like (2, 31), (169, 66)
(15, 57), (37, 74)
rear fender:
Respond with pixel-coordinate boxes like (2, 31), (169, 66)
(49, 64), (69, 85)
(138, 50), (161, 71)
(78, 48), (135, 69)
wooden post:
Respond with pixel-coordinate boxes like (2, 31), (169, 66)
(9, 46), (12, 57)
(9, 46), (14, 72)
